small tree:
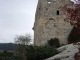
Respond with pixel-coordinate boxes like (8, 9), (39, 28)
(14, 34), (31, 45)
(48, 38), (60, 48)
(14, 34), (32, 60)
(14, 33), (31, 53)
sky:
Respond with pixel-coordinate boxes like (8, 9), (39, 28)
(0, 0), (38, 43)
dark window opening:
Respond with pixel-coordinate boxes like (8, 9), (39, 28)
(46, 8), (48, 10)
(57, 10), (59, 15)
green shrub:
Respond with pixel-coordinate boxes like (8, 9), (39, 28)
(9, 53), (22, 60)
(48, 38), (60, 48)
(12, 44), (59, 60)
(0, 51), (13, 60)
(26, 45), (59, 60)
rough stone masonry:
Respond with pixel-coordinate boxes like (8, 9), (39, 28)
(33, 0), (80, 46)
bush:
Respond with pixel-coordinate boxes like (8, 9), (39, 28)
(48, 38), (60, 48)
(26, 45), (59, 60)
(68, 26), (80, 44)
(9, 53), (22, 60)
(0, 51), (13, 60)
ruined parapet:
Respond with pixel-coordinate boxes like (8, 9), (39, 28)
(33, 0), (80, 46)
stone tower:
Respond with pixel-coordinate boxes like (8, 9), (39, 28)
(33, 0), (77, 46)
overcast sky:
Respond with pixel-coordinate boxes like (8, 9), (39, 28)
(0, 0), (38, 43)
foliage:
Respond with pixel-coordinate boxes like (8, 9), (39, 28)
(0, 51), (13, 57)
(68, 26), (80, 44)
(14, 44), (25, 53)
(0, 51), (13, 60)
(13, 34), (59, 60)
(61, 3), (80, 44)
(9, 53), (22, 60)
(61, 4), (80, 27)
(14, 44), (27, 60)
(14, 34), (31, 53)
(26, 45), (59, 60)
(14, 34), (32, 59)
(14, 34), (31, 45)
(48, 38), (60, 48)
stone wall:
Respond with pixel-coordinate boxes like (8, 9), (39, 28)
(33, 0), (76, 46)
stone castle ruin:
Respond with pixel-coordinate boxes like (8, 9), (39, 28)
(33, 0), (80, 46)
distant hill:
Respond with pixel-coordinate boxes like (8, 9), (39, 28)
(0, 43), (14, 51)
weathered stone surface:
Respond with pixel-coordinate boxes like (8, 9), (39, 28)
(45, 42), (80, 60)
(33, 0), (77, 46)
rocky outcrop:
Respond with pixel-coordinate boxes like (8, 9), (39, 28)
(45, 42), (80, 60)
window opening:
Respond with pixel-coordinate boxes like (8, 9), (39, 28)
(57, 10), (59, 15)
(46, 8), (48, 10)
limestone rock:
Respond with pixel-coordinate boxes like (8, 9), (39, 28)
(45, 42), (80, 60)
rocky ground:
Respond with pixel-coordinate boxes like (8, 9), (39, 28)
(45, 42), (80, 60)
